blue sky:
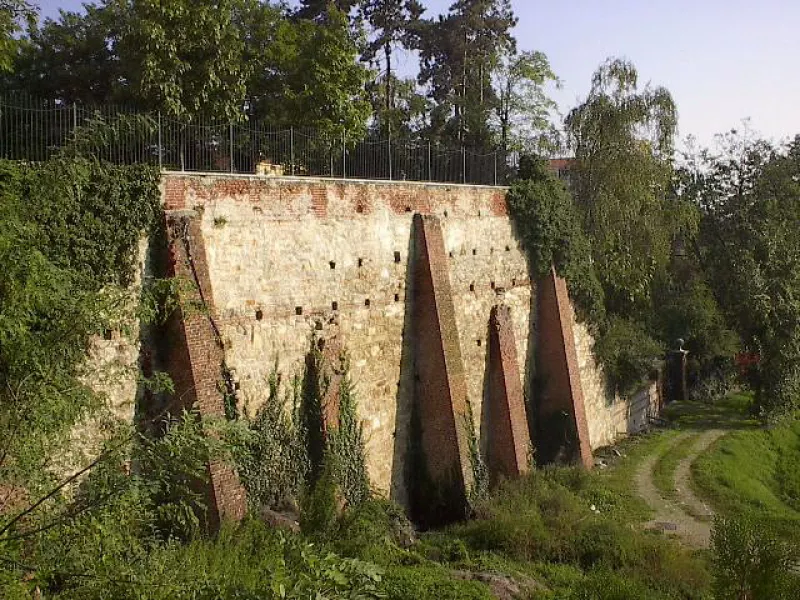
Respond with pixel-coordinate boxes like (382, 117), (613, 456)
(35, 0), (800, 147)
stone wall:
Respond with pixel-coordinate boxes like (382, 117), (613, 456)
(148, 173), (661, 511)
(162, 174), (531, 503)
(573, 314), (662, 450)
(57, 239), (151, 482)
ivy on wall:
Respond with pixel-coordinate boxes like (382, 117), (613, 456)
(227, 339), (371, 522)
(507, 156), (659, 397)
(507, 156), (605, 329)
(0, 157), (161, 495)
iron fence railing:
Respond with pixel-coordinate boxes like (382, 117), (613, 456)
(0, 95), (517, 186)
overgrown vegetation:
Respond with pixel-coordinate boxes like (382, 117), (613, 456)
(508, 59), (761, 405)
(711, 514), (800, 600)
(684, 131), (800, 417)
(0, 157), (160, 498)
(508, 153), (668, 396)
(225, 367), (309, 512)
(4, 2), (800, 592)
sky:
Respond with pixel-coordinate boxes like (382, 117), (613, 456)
(35, 0), (800, 148)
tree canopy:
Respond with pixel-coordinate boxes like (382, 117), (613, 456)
(566, 58), (679, 318)
(0, 0), (34, 72)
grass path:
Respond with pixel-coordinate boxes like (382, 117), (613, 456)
(673, 429), (725, 522)
(632, 393), (800, 549)
(634, 431), (721, 547)
(652, 431), (701, 502)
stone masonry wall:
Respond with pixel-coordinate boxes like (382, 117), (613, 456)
(162, 174), (532, 503)
(56, 239), (151, 483)
(155, 173), (662, 507)
(573, 310), (662, 450)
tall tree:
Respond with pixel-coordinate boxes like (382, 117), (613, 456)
(566, 58), (678, 318)
(359, 0), (424, 134)
(119, 0), (248, 121)
(295, 0), (360, 22)
(365, 74), (430, 138)
(689, 131), (800, 417)
(418, 0), (516, 146)
(3, 2), (123, 104)
(493, 49), (558, 154)
(242, 2), (370, 136)
(0, 0), (34, 72)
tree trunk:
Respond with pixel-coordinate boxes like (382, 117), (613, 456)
(384, 41), (392, 112)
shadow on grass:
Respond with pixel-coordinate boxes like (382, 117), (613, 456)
(662, 392), (762, 431)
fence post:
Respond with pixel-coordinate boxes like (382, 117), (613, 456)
(342, 131), (346, 179)
(290, 127), (295, 176)
(388, 132), (393, 181)
(72, 103), (78, 131)
(158, 112), (163, 170)
(494, 151), (497, 186)
(229, 122), (234, 173)
(428, 141), (432, 182)
(462, 146), (466, 184)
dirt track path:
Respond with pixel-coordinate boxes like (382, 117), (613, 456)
(634, 430), (725, 548)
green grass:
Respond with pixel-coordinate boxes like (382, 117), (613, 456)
(691, 417), (800, 540)
(594, 429), (685, 523)
(652, 432), (701, 503)
(661, 392), (760, 430)
(440, 468), (711, 599)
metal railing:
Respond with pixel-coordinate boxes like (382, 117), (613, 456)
(0, 95), (516, 186)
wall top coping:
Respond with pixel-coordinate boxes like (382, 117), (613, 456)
(161, 170), (509, 192)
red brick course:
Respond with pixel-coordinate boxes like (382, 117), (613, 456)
(161, 174), (506, 219)
(164, 211), (247, 531)
(487, 304), (531, 483)
(535, 268), (593, 469)
(164, 177), (187, 210)
(413, 214), (472, 509)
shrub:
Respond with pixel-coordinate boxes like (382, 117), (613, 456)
(567, 568), (669, 600)
(711, 514), (800, 600)
(331, 499), (416, 564)
(448, 469), (710, 598)
(38, 519), (385, 600)
(594, 317), (662, 397)
(382, 565), (492, 600)
(228, 368), (309, 511)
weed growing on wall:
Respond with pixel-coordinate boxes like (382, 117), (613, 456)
(226, 366), (309, 512)
(228, 339), (370, 520)
(328, 371), (370, 507)
(463, 401), (488, 508)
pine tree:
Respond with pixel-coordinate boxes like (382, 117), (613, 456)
(360, 0), (424, 116)
(295, 0), (360, 22)
(417, 0), (516, 147)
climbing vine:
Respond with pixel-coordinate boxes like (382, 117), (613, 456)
(328, 367), (371, 507)
(0, 156), (161, 496)
(1, 157), (160, 288)
(227, 365), (309, 511)
(228, 338), (371, 519)
(507, 155), (605, 328)
(464, 401), (488, 509)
